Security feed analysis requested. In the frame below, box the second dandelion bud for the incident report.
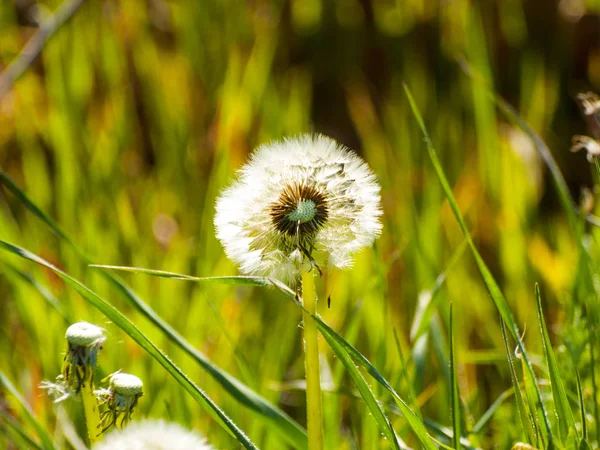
[214,134,383,283]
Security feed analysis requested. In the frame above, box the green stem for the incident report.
[81,382,101,445]
[302,270,323,450]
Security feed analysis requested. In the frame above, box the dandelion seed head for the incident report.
[93,419,214,450]
[215,134,382,283]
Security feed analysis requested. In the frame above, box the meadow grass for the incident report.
[1,1,600,449]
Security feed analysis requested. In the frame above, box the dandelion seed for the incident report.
[39,376,72,403]
[570,135,600,162]
[92,419,215,450]
[96,371,144,432]
[214,134,382,284]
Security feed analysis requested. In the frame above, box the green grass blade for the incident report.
[575,369,587,443]
[449,304,462,449]
[0,411,44,450]
[90,263,436,448]
[2,262,70,322]
[0,241,259,450]
[0,371,56,450]
[588,326,600,443]
[89,265,270,286]
[269,279,439,450]
[500,320,536,443]
[321,330,402,450]
[0,172,78,250]
[535,283,577,442]
[410,240,467,342]
[404,83,555,447]
[472,387,514,434]
[457,61,579,228]
[0,173,307,450]
[392,328,421,419]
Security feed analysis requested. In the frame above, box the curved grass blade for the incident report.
[269,279,439,450]
[449,304,462,449]
[575,369,589,448]
[500,319,536,444]
[89,265,270,286]
[321,330,402,450]
[2,262,70,322]
[456,61,581,229]
[0,412,44,450]
[0,241,258,450]
[472,387,513,434]
[410,240,467,342]
[535,284,577,443]
[392,329,420,419]
[0,172,307,450]
[94,263,438,449]
[404,83,555,447]
[422,419,480,450]
[0,371,56,450]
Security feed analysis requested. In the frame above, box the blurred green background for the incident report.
[2,0,600,448]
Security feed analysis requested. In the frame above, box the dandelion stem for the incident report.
[82,382,101,445]
[302,270,323,450]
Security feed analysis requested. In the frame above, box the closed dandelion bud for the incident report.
[63,322,106,393]
[214,134,383,284]
[40,321,106,402]
[96,372,144,432]
[92,419,214,450]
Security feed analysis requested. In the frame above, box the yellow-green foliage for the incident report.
[1,1,600,449]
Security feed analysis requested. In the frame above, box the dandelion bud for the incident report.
[92,419,214,450]
[97,372,144,432]
[214,134,382,284]
[62,322,106,393]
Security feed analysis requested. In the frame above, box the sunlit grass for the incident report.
[1,1,600,449]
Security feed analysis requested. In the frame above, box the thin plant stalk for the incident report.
[302,269,323,450]
[82,382,101,445]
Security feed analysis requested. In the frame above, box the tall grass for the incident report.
[1,1,600,449]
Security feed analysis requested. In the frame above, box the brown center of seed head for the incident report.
[269,183,329,237]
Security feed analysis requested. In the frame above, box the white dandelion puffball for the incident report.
[215,134,382,283]
[93,419,214,450]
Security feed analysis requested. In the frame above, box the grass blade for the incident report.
[269,279,439,450]
[321,330,402,450]
[410,240,467,342]
[535,283,577,443]
[501,319,537,444]
[0,371,56,450]
[0,172,307,450]
[97,263,438,449]
[0,411,44,450]
[0,241,259,450]
[575,369,588,445]
[403,83,555,446]
[449,304,462,449]
[89,265,270,286]
[392,329,421,419]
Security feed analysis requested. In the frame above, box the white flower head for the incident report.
[92,419,214,450]
[571,135,600,162]
[576,92,600,117]
[215,134,382,283]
